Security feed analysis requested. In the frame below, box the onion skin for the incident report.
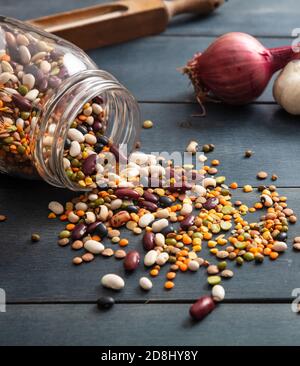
[184,32,300,109]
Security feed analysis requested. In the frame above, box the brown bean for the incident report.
[143,231,155,251]
[115,188,141,200]
[180,215,195,230]
[110,210,131,228]
[189,296,216,321]
[124,250,140,271]
[138,200,158,212]
[143,191,159,203]
[72,223,87,240]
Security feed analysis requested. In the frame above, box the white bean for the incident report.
[25,89,39,101]
[139,277,153,291]
[212,285,225,302]
[186,140,198,154]
[85,211,96,224]
[48,201,64,215]
[156,252,169,266]
[75,202,88,211]
[180,203,193,216]
[22,73,35,89]
[40,60,51,73]
[152,218,169,232]
[63,157,71,169]
[110,199,123,210]
[155,208,170,219]
[139,213,155,228]
[68,128,85,142]
[92,103,103,115]
[19,45,31,64]
[101,274,124,290]
[144,250,158,266]
[69,141,81,157]
[68,211,79,223]
[155,233,165,246]
[84,240,105,254]
[84,133,97,145]
[99,205,109,221]
[203,178,216,189]
[188,260,200,271]
[273,241,288,252]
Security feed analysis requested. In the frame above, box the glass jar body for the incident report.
[0,16,140,190]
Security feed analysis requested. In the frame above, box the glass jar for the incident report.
[0,16,140,190]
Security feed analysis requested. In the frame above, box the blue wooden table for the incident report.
[1,0,300,346]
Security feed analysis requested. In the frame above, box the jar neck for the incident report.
[33,70,140,190]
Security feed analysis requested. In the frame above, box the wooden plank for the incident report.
[0,184,300,302]
[2,0,299,38]
[88,36,290,103]
[0,303,299,345]
[166,0,300,37]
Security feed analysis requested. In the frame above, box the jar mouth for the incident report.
[35,70,140,190]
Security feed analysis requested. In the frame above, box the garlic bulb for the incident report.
[273,60,300,115]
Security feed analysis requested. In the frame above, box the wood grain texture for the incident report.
[0,303,299,345]
[166,0,300,37]
[88,36,290,103]
[1,0,299,37]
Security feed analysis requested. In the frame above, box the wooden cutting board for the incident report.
[27,0,224,50]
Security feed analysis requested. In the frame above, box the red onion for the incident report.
[183,32,300,113]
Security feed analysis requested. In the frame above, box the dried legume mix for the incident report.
[47,142,300,320]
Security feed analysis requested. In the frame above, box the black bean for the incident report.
[64,138,71,150]
[126,205,139,214]
[97,135,109,146]
[97,296,115,310]
[161,225,175,236]
[94,143,104,153]
[159,196,173,207]
[275,232,288,242]
[87,222,108,237]
[77,125,88,135]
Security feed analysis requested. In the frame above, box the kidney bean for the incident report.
[159,196,173,207]
[12,94,32,111]
[143,191,159,203]
[87,221,108,237]
[138,200,158,212]
[115,188,140,200]
[124,250,140,271]
[143,231,155,251]
[110,210,131,228]
[203,197,219,210]
[71,223,87,240]
[92,120,102,132]
[189,296,216,321]
[82,154,97,175]
[48,75,62,89]
[180,215,195,230]
[126,205,139,214]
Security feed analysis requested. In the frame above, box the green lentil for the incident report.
[216,176,226,185]
[18,85,29,96]
[166,238,177,246]
[243,252,254,261]
[234,242,247,250]
[59,230,71,239]
[236,257,244,265]
[207,275,221,286]
[217,261,227,271]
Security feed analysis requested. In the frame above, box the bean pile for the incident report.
[48,147,300,320]
[0,25,73,177]
[63,97,109,189]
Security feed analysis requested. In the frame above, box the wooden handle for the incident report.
[164,0,224,19]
